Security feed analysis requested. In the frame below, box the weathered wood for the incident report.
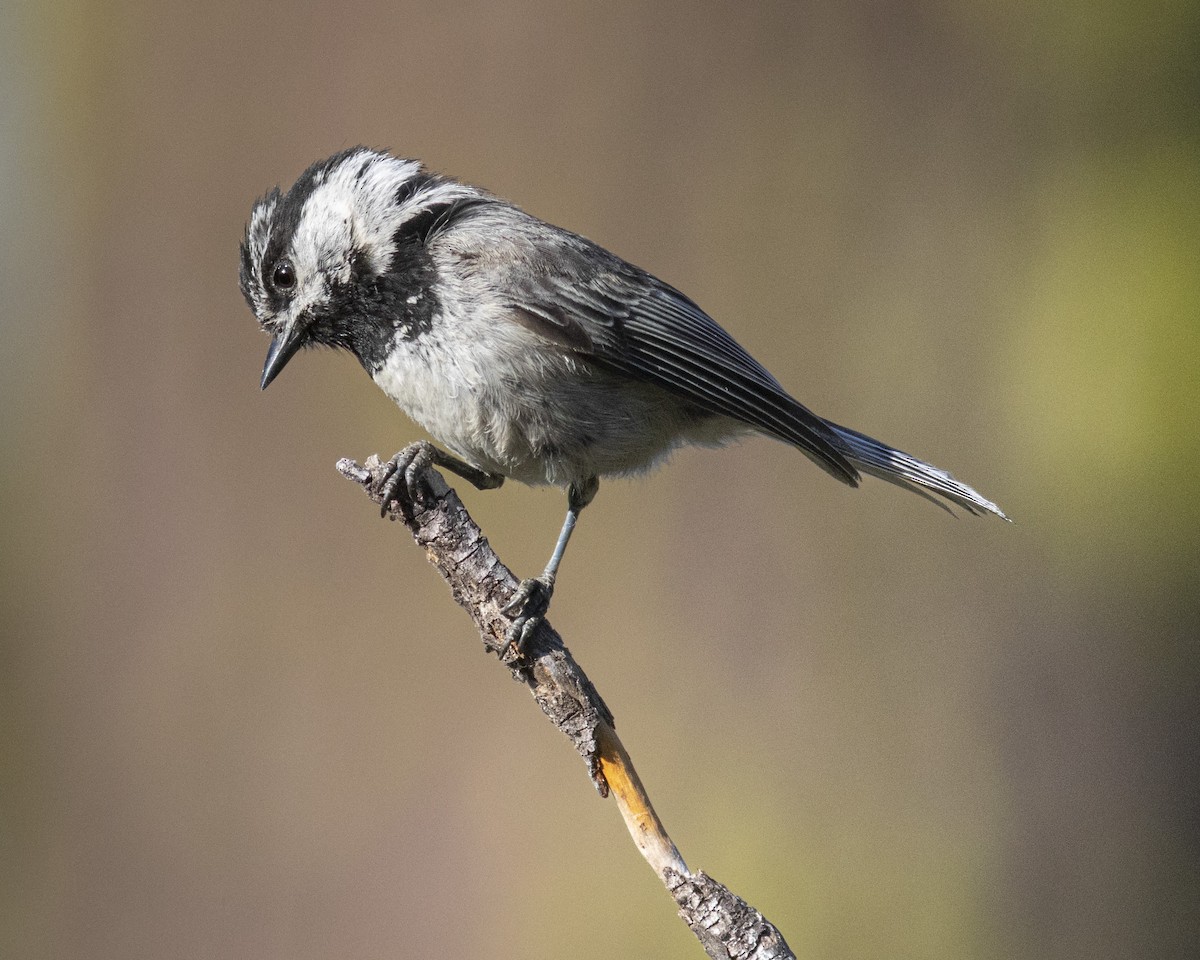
[337,452,795,960]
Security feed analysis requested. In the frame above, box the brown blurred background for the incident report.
[3,2,1198,958]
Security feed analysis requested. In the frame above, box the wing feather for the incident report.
[446,205,1003,518]
[503,247,860,486]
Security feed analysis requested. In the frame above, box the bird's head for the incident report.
[240,147,474,388]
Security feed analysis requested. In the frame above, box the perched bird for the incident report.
[241,148,1006,650]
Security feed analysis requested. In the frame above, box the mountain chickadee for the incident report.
[241,148,1006,650]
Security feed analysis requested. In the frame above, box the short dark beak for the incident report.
[260,328,304,390]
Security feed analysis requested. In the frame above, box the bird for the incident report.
[240,147,1006,652]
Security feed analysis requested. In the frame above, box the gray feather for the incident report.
[824,422,1009,519]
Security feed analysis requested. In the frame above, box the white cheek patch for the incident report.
[315,150,488,274]
[325,152,422,273]
[288,152,419,284]
[291,189,355,287]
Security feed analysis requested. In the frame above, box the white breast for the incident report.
[371,300,743,489]
[371,301,563,484]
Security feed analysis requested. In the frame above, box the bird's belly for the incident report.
[371,337,735,488]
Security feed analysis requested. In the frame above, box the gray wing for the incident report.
[502,233,860,486]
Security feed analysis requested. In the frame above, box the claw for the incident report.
[377,462,402,517]
[376,442,508,519]
[500,576,554,655]
[377,442,435,517]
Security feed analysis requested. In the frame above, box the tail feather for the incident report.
[824,421,1008,521]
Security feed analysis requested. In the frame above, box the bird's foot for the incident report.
[377,443,504,518]
[376,441,439,517]
[499,575,554,656]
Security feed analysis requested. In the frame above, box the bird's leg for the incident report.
[502,476,599,654]
[377,440,504,517]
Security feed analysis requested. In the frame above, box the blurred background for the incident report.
[3,1,1198,958]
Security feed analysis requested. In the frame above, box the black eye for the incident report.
[271,260,296,290]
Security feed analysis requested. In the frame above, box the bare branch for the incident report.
[337,453,796,960]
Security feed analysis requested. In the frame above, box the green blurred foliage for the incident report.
[1014,145,1200,570]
